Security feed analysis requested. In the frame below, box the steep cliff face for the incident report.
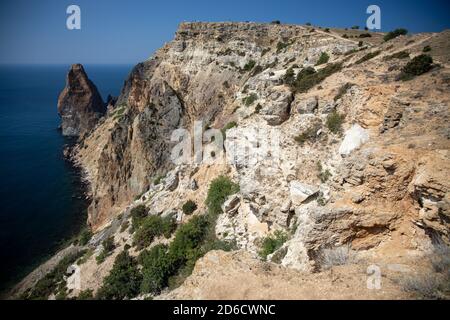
[58,64,106,137]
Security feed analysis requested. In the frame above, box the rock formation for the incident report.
[13,24,450,300]
[57,64,106,137]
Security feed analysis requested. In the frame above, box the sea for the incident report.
[0,64,132,293]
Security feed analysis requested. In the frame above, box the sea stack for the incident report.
[57,64,106,137]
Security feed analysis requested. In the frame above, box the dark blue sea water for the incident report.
[0,64,131,292]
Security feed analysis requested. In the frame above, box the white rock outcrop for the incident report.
[338,124,369,156]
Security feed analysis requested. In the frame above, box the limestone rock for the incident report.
[296,96,318,114]
[259,86,293,125]
[289,181,319,206]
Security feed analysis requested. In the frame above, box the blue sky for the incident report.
[0,0,449,64]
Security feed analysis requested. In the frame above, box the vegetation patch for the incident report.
[398,54,433,81]
[133,215,177,250]
[384,50,410,61]
[315,52,330,66]
[259,230,289,260]
[422,45,431,52]
[205,176,240,216]
[292,63,342,93]
[78,229,92,246]
[355,50,381,64]
[96,236,116,264]
[182,200,197,215]
[242,60,256,72]
[317,161,332,183]
[130,204,148,232]
[383,28,408,42]
[243,93,258,106]
[97,251,142,300]
[326,111,345,134]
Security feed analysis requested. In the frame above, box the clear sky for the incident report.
[1,0,449,65]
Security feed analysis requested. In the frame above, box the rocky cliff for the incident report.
[14,22,450,300]
[58,64,106,137]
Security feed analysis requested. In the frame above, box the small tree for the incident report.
[182,200,197,215]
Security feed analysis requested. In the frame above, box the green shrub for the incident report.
[242,60,256,72]
[423,45,431,52]
[96,236,115,264]
[97,251,142,300]
[384,28,408,42]
[133,215,176,249]
[315,52,330,66]
[355,50,381,64]
[78,229,92,246]
[276,41,290,53]
[243,93,258,106]
[359,33,371,38]
[398,54,433,81]
[293,63,342,93]
[259,230,289,259]
[153,175,164,185]
[334,82,354,101]
[182,200,198,215]
[324,28,330,33]
[351,25,359,30]
[326,111,345,134]
[130,204,148,232]
[77,289,94,300]
[139,244,175,294]
[205,176,239,216]
[283,67,296,85]
[384,50,410,61]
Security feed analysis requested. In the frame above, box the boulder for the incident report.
[296,96,318,114]
[260,86,293,125]
[222,194,241,215]
[289,181,319,205]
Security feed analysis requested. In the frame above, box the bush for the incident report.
[242,60,256,72]
[97,251,142,300]
[182,200,197,215]
[96,236,115,264]
[259,230,289,259]
[139,244,175,294]
[130,204,148,232]
[384,50,410,61]
[319,245,354,270]
[243,93,258,106]
[276,41,290,53]
[359,33,372,38]
[282,67,295,85]
[351,25,359,30]
[398,54,433,81]
[334,82,354,101]
[77,289,94,300]
[133,215,176,249]
[384,28,408,42]
[271,20,281,25]
[355,50,381,64]
[326,111,345,134]
[315,52,330,66]
[423,45,431,52]
[205,176,239,216]
[293,63,342,93]
[324,28,330,33]
[317,161,332,183]
[78,229,92,246]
